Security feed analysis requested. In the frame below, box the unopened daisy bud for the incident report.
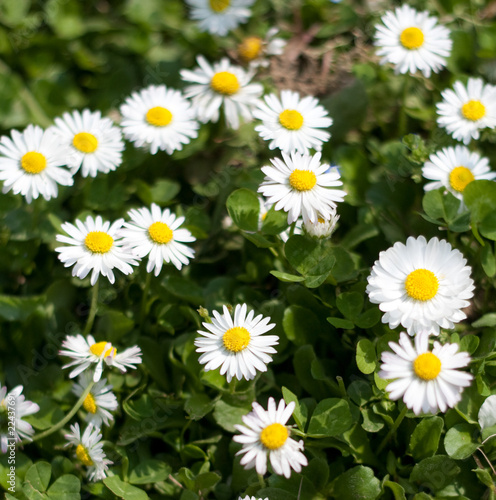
[197,306,211,323]
[303,212,339,239]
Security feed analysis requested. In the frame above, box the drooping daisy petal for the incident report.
[478,395,496,429]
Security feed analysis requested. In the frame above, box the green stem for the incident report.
[83,280,99,336]
[257,473,266,488]
[377,405,408,455]
[139,271,152,329]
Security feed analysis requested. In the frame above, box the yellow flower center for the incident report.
[21,151,47,174]
[413,352,442,381]
[222,326,250,353]
[449,166,475,193]
[209,0,230,12]
[148,221,173,244]
[461,100,486,121]
[238,36,263,61]
[279,109,304,130]
[400,27,424,50]
[76,444,94,466]
[84,231,114,254]
[317,217,326,224]
[73,132,98,153]
[90,341,116,358]
[210,72,240,96]
[404,269,439,301]
[83,393,98,414]
[289,169,317,191]
[146,106,173,127]
[260,423,288,450]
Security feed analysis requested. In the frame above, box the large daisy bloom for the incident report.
[366,236,474,336]
[478,395,496,430]
[59,334,142,382]
[65,423,112,481]
[258,151,346,225]
[186,0,255,36]
[379,332,473,415]
[0,385,40,452]
[194,304,278,383]
[181,56,263,129]
[437,78,496,144]
[55,215,139,286]
[119,85,199,155]
[0,124,73,203]
[254,90,332,154]
[238,28,286,69]
[72,372,118,428]
[374,5,452,78]
[233,397,308,478]
[121,203,196,275]
[50,109,124,177]
[422,145,496,201]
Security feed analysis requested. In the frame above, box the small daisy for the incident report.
[121,203,196,275]
[478,395,496,430]
[186,0,255,36]
[254,90,332,154]
[50,109,124,178]
[437,78,496,144]
[422,145,496,201]
[233,397,308,478]
[238,28,286,68]
[366,236,474,336]
[120,85,199,155]
[0,124,73,203]
[0,385,40,452]
[239,497,268,500]
[379,331,473,415]
[194,304,278,383]
[65,423,112,481]
[55,215,139,286]
[374,5,452,78]
[303,211,339,239]
[181,56,263,129]
[72,372,118,427]
[258,151,346,224]
[59,334,142,382]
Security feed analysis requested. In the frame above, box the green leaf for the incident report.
[96,310,134,339]
[213,399,251,433]
[184,394,216,421]
[356,339,377,375]
[336,292,364,320]
[46,475,81,500]
[340,223,379,250]
[423,189,448,221]
[474,468,495,489]
[355,308,382,329]
[459,334,479,354]
[284,235,335,277]
[444,423,479,459]
[348,380,373,406]
[464,180,496,230]
[383,479,406,500]
[282,387,308,431]
[135,179,181,205]
[481,243,496,277]
[408,417,443,460]
[327,317,354,329]
[261,206,288,235]
[306,398,353,437]
[128,460,172,485]
[103,476,149,500]
[473,313,496,328]
[226,188,260,232]
[480,212,496,241]
[282,305,320,346]
[0,294,45,321]
[24,462,51,493]
[269,271,305,283]
[410,456,460,492]
[333,466,381,500]
[194,472,220,491]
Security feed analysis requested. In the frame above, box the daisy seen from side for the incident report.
[379,331,473,415]
[303,211,339,239]
[366,236,474,336]
[233,397,308,478]
[237,28,286,68]
[194,304,278,383]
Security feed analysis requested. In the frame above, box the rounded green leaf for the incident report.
[444,423,479,459]
[307,398,353,437]
[408,417,443,460]
[356,339,377,375]
[334,466,381,500]
[226,188,260,232]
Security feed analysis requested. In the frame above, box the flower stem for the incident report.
[83,280,99,336]
[257,473,266,488]
[377,405,408,455]
[139,271,152,329]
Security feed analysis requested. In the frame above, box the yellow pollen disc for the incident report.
[146,106,173,127]
[209,0,230,11]
[317,217,325,224]
[90,341,116,358]
[461,100,486,121]
[449,166,475,193]
[148,221,173,244]
[73,132,98,153]
[21,151,47,174]
[222,326,250,353]
[210,72,240,96]
[404,269,439,301]
[83,393,98,414]
[279,109,304,130]
[84,231,114,254]
[413,352,441,381]
[238,36,263,61]
[76,444,94,466]
[289,169,317,192]
[400,27,424,50]
[260,423,288,450]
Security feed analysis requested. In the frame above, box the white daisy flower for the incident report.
[50,109,124,178]
[238,28,286,68]
[0,124,73,203]
[0,385,40,452]
[181,56,263,129]
[119,85,199,155]
[72,372,118,428]
[121,203,196,275]
[379,331,473,415]
[374,5,452,78]
[233,397,308,478]
[366,236,474,336]
[186,0,255,36]
[478,395,496,429]
[59,334,142,382]
[303,211,339,239]
[65,423,112,481]
[258,151,346,225]
[55,215,139,286]
[254,90,332,154]
[437,78,496,144]
[422,145,496,201]
[194,304,278,383]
